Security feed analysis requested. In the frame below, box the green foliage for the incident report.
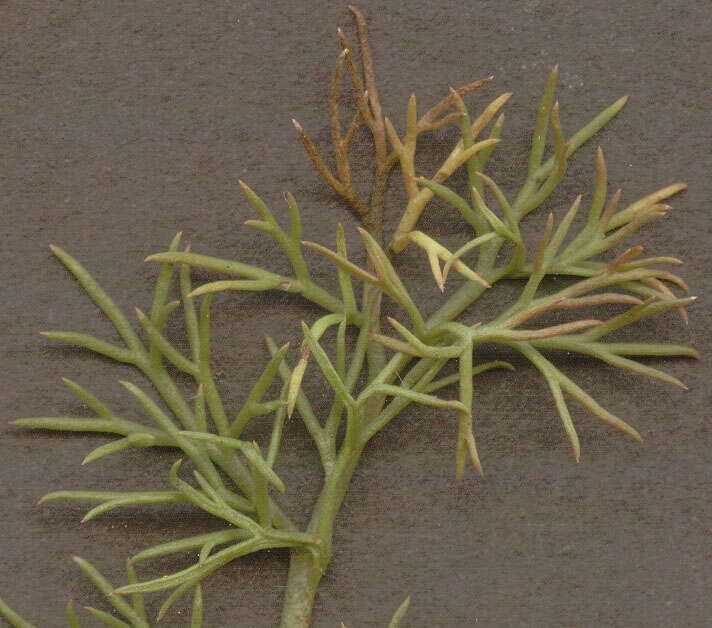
[3,6,696,627]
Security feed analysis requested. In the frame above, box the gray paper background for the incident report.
[1,1,710,626]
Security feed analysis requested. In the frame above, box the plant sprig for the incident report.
[3,6,696,627]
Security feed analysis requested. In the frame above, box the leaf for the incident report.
[442,233,498,284]
[416,177,479,228]
[81,607,132,628]
[147,251,282,282]
[336,223,358,317]
[556,374,642,442]
[423,361,515,394]
[177,432,286,493]
[79,493,186,523]
[527,65,558,177]
[50,245,143,353]
[190,278,286,297]
[114,538,270,595]
[388,317,463,357]
[66,600,81,628]
[156,577,200,622]
[40,331,134,364]
[62,378,113,418]
[545,372,581,462]
[287,347,310,418]
[387,596,411,628]
[191,585,204,628]
[407,230,490,289]
[231,341,290,437]
[360,384,466,411]
[301,322,355,410]
[39,490,184,506]
[124,561,148,624]
[302,240,379,284]
[138,308,200,374]
[358,228,422,325]
[72,557,148,627]
[82,434,155,465]
[12,417,164,440]
[0,595,39,628]
[607,183,686,230]
[130,530,250,565]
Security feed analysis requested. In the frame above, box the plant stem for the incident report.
[279,443,365,627]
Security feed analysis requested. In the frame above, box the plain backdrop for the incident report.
[1,1,710,626]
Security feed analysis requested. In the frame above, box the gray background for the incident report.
[1,1,710,626]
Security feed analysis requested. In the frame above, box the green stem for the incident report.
[279,444,365,628]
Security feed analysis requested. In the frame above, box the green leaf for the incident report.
[178,432,286,493]
[62,378,113,418]
[148,232,182,365]
[384,317,463,358]
[231,342,290,437]
[81,607,131,628]
[557,372,641,442]
[417,177,480,229]
[190,278,286,296]
[196,294,229,436]
[147,251,283,282]
[336,224,358,317]
[81,434,155,465]
[191,585,204,628]
[194,384,207,432]
[544,370,581,462]
[50,245,144,353]
[40,331,134,364]
[39,490,183,506]
[156,577,200,622]
[301,322,355,410]
[124,561,148,624]
[387,596,411,628]
[66,600,81,628]
[114,538,271,595]
[423,361,514,394]
[360,384,465,411]
[135,308,199,375]
[79,493,187,523]
[12,417,167,441]
[358,228,425,333]
[130,530,250,564]
[0,595,39,628]
[302,239,379,284]
[179,255,201,363]
[168,460,262,534]
[120,380,180,434]
[72,556,149,627]
[528,66,558,177]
